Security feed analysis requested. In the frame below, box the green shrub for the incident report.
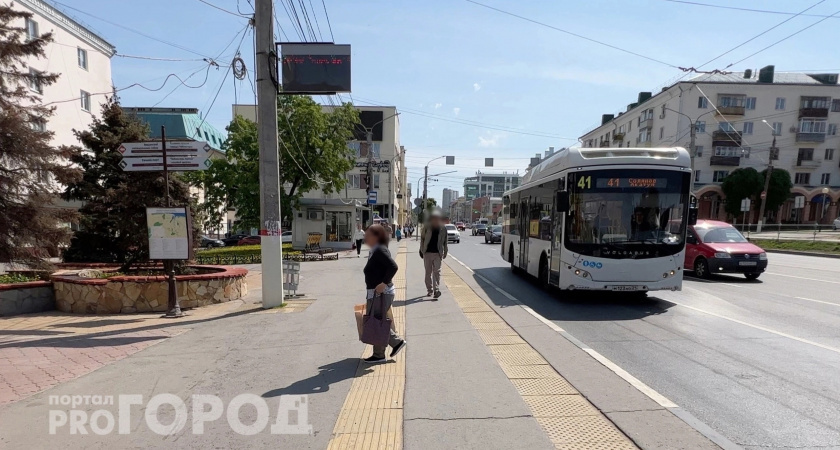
[751,239,840,254]
[0,273,41,284]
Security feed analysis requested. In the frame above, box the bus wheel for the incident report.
[509,246,517,272]
[539,256,549,289]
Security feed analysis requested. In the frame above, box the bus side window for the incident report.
[508,203,518,235]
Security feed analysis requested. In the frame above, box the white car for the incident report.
[282,231,293,243]
[834,216,840,231]
[445,224,460,243]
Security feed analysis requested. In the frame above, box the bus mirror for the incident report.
[688,207,698,226]
[503,196,510,206]
[556,191,570,213]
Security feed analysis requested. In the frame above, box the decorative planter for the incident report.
[0,281,55,317]
[52,266,248,314]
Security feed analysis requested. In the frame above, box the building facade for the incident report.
[463,171,520,200]
[16,0,115,149]
[580,67,840,224]
[441,188,458,211]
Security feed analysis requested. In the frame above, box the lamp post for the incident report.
[821,187,830,227]
[664,107,714,193]
[422,156,455,226]
[757,120,778,232]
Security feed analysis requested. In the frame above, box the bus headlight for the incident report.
[714,252,731,258]
[573,269,590,278]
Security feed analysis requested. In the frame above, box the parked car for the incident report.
[238,235,261,246]
[282,231,293,243]
[472,223,487,236]
[685,220,767,280]
[485,225,502,244]
[455,222,465,231]
[222,234,248,247]
[834,216,840,230]
[445,224,460,243]
[201,236,225,248]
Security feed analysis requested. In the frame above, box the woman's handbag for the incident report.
[361,295,392,347]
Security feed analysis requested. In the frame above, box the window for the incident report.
[829,124,837,136]
[639,128,651,143]
[719,122,736,132]
[713,170,729,182]
[798,148,814,164]
[714,146,739,157]
[347,174,361,189]
[821,173,831,185]
[719,95,744,107]
[776,97,786,110]
[659,126,664,139]
[801,96,830,109]
[772,122,782,136]
[25,18,38,41]
[742,122,753,135]
[694,170,701,183]
[745,97,756,110]
[661,104,667,118]
[695,145,704,157]
[325,211,352,242]
[799,118,827,134]
[77,48,88,70]
[30,120,46,132]
[794,173,811,185]
[373,174,380,189]
[832,99,840,112]
[695,121,706,133]
[80,90,91,111]
[698,96,708,109]
[742,147,751,158]
[825,148,835,160]
[28,68,42,94]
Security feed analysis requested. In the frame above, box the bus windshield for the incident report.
[565,169,689,258]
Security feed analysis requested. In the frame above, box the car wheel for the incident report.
[693,257,710,279]
[745,273,760,280]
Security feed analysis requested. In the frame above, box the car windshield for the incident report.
[477,224,486,228]
[445,225,456,230]
[565,169,689,258]
[491,226,501,233]
[696,226,748,243]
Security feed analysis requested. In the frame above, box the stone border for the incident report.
[0,281,51,291]
[0,282,55,316]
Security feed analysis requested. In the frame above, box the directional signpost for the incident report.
[118,126,213,319]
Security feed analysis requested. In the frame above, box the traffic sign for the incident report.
[119,155,210,172]
[368,191,378,205]
[794,195,805,209]
[119,156,165,171]
[760,191,766,200]
[118,141,212,157]
[740,198,751,212]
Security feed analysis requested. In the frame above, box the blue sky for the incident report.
[53,0,840,203]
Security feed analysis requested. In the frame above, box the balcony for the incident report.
[710,155,741,166]
[796,132,826,143]
[612,132,625,141]
[799,107,828,118]
[795,160,820,169]
[716,105,745,116]
[711,130,742,145]
[638,118,653,129]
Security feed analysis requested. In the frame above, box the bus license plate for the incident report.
[609,285,643,291]
[739,261,757,266]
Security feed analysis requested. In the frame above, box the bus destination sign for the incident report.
[595,177,668,189]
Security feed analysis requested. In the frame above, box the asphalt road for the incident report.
[448,233,840,450]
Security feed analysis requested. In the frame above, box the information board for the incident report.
[146,207,190,260]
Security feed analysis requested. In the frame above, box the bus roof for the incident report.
[509,147,691,195]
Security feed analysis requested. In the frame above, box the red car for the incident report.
[685,220,767,280]
[237,235,261,246]
[455,222,465,231]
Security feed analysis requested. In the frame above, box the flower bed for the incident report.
[194,244,305,264]
[51,265,248,314]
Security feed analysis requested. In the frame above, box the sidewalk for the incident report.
[0,240,720,448]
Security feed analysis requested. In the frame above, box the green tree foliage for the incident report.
[62,101,197,270]
[187,96,360,231]
[720,168,762,217]
[758,168,793,216]
[417,198,438,224]
[0,6,81,265]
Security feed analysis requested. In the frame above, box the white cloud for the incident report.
[478,132,505,148]
[453,107,461,116]
[473,83,481,92]
[434,103,443,109]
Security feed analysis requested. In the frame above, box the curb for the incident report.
[764,249,840,259]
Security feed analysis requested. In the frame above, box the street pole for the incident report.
[256,0,284,309]
[161,126,182,318]
[366,131,374,228]
[688,122,696,193]
[757,122,776,232]
[422,165,428,226]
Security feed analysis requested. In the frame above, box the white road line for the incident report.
[795,297,840,308]
[719,283,741,288]
[766,272,840,284]
[668,300,840,355]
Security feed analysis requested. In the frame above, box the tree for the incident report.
[417,198,438,224]
[720,168,762,217]
[0,6,82,266]
[187,96,360,230]
[758,168,792,218]
[62,100,197,270]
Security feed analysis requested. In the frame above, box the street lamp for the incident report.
[756,120,778,232]
[664,107,714,193]
[821,187,830,227]
[421,156,455,225]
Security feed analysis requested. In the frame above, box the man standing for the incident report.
[419,210,448,299]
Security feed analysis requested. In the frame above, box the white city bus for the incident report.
[500,147,695,294]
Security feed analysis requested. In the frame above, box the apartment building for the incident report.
[464,171,520,200]
[16,0,115,148]
[442,188,458,210]
[580,66,840,224]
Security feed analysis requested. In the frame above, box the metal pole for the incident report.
[366,130,374,228]
[688,120,696,194]
[422,165,429,226]
[256,0,284,308]
[161,126,182,318]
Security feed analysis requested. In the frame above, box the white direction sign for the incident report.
[740,198,751,212]
[119,155,211,172]
[118,140,213,157]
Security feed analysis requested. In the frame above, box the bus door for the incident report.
[518,197,529,270]
[549,189,564,286]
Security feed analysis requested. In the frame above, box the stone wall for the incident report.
[0,282,55,317]
[52,266,248,314]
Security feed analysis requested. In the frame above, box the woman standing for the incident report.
[362,224,406,364]
[354,223,365,258]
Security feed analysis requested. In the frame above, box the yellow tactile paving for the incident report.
[326,243,407,450]
[441,264,639,449]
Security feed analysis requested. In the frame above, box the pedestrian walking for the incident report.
[419,210,448,299]
[395,226,402,242]
[354,223,365,258]
[362,224,406,364]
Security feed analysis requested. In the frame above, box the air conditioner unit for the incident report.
[307,209,324,221]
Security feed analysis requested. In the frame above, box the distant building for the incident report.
[580,66,840,224]
[464,171,520,200]
[442,188,458,210]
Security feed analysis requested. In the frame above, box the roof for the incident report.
[686,71,835,85]
[125,108,227,153]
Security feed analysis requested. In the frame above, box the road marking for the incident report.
[449,255,474,273]
[766,272,840,285]
[668,300,840,355]
[719,283,741,288]
[794,297,840,308]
